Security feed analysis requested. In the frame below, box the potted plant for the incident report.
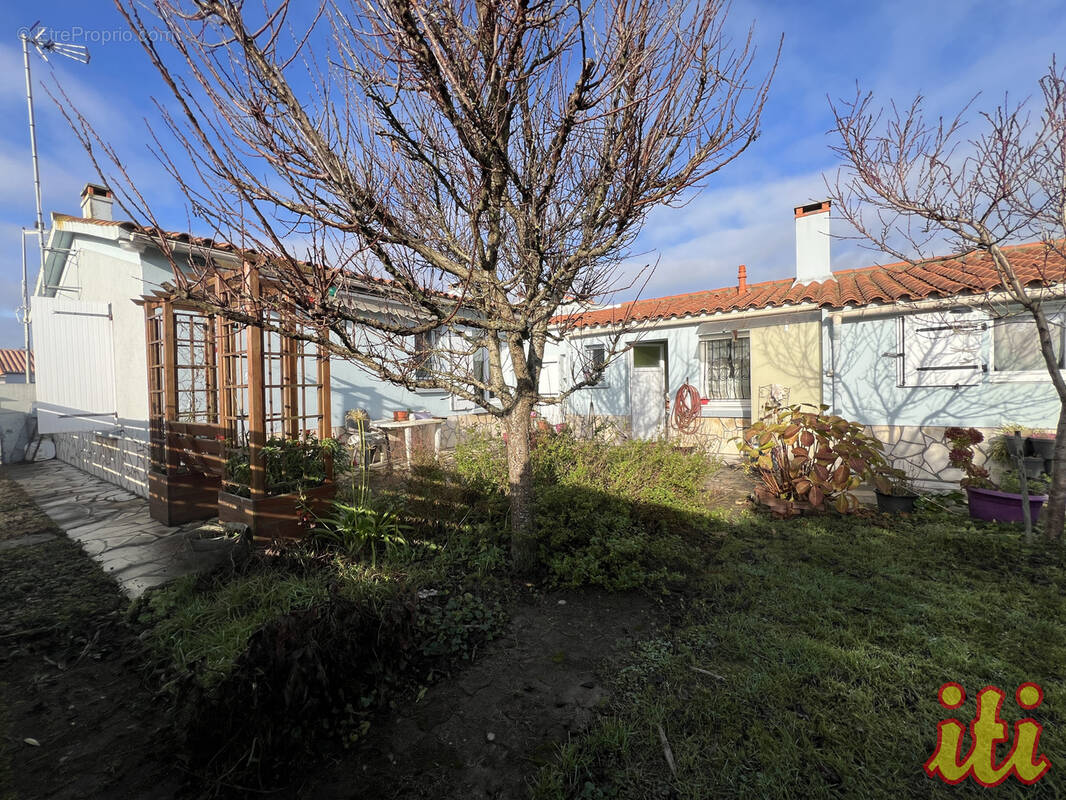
[393,409,410,422]
[1027,430,1056,460]
[738,405,898,518]
[219,434,340,539]
[946,427,1048,523]
[874,470,920,514]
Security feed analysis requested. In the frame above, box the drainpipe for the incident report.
[828,313,841,415]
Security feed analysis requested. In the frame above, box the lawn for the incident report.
[7,433,1064,799]
[533,504,1066,799]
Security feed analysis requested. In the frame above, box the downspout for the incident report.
[828,312,841,415]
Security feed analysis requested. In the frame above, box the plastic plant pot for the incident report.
[1027,434,1056,460]
[875,490,919,514]
[966,486,1047,523]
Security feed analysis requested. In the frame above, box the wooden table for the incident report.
[373,417,446,467]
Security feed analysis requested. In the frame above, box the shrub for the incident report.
[739,406,899,514]
[453,428,718,590]
[454,430,508,493]
[534,484,699,590]
[224,434,343,497]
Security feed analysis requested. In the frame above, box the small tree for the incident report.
[830,61,1066,539]
[69,0,776,570]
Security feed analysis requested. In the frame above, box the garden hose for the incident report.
[671,382,703,435]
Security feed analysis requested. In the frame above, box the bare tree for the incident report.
[73,0,776,570]
[830,60,1066,538]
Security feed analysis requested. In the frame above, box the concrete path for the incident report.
[7,460,232,598]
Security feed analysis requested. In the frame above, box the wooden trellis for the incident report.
[139,265,333,536]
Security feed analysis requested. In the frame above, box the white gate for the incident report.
[31,296,117,433]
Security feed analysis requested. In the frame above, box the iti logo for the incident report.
[924,682,1050,786]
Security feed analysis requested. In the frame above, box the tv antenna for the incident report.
[18,21,90,381]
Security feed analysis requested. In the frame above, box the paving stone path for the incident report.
[7,460,231,597]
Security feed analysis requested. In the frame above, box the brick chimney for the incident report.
[794,200,832,284]
[737,264,747,293]
[80,183,113,221]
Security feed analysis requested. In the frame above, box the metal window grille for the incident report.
[702,337,750,400]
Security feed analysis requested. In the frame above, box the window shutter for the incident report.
[901,311,986,387]
[32,296,117,433]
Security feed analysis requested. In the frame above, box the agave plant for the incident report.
[738,405,899,514]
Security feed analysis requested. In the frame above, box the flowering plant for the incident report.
[944,427,994,489]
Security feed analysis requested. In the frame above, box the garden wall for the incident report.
[0,382,36,464]
[53,429,151,497]
[868,424,995,488]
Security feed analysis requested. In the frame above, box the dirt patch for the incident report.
[309,588,665,799]
[0,472,180,800]
[704,462,754,511]
[0,478,57,543]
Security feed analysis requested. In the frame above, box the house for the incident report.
[0,349,33,383]
[0,349,35,464]
[30,184,497,497]
[548,200,1066,483]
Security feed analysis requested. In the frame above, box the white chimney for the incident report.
[794,200,832,284]
[80,183,114,221]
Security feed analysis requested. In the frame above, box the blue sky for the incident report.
[1,0,1064,348]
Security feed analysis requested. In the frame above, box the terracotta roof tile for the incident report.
[554,241,1066,330]
[0,349,33,375]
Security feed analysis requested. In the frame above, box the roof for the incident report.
[556,241,1066,330]
[45,214,464,304]
[0,349,33,375]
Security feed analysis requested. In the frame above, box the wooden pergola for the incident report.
[140,267,333,538]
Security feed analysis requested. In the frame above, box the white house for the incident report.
[31,184,501,497]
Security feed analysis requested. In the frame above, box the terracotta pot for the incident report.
[393,410,410,422]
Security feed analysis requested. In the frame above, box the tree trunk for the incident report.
[505,396,538,573]
[1042,401,1066,540]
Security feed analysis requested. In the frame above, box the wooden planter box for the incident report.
[148,471,221,526]
[217,482,336,541]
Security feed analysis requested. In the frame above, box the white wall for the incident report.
[0,383,36,464]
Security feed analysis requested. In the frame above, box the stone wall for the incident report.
[867,424,995,488]
[670,416,749,460]
[53,431,151,497]
[561,413,748,460]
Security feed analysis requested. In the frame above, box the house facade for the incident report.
[31,184,497,497]
[550,201,1065,484]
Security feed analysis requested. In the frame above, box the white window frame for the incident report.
[699,333,751,418]
[988,312,1066,383]
[580,343,609,388]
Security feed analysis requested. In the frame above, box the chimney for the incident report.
[794,200,832,284]
[80,183,113,221]
[737,264,747,293]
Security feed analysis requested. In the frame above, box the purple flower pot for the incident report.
[966,486,1047,524]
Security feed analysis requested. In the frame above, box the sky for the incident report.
[1,0,1065,348]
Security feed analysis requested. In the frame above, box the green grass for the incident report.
[533,509,1066,799]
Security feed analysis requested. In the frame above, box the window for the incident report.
[413,329,439,380]
[900,312,985,387]
[583,344,607,386]
[701,336,750,401]
[994,317,1064,372]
